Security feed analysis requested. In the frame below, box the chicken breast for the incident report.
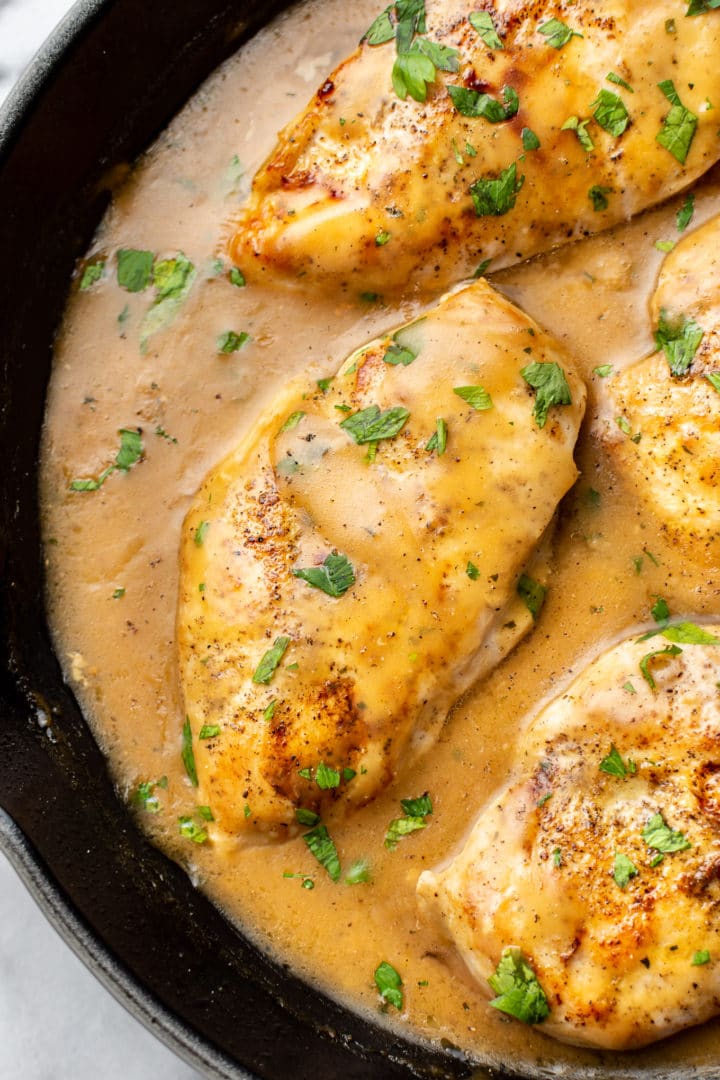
[229,0,720,297]
[177,280,585,839]
[602,215,720,562]
[418,626,720,1050]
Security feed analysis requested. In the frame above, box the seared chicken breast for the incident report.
[418,628,720,1050]
[603,215,720,561]
[230,0,720,296]
[177,281,585,839]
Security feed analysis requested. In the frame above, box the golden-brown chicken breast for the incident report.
[229,0,720,296]
[176,280,585,840]
[418,625,720,1050]
[602,215,720,562]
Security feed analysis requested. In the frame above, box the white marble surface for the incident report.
[0,4,202,1077]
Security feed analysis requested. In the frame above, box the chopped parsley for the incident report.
[112,587,125,599]
[375,229,392,246]
[520,361,572,428]
[676,193,695,232]
[384,342,416,366]
[315,762,342,789]
[196,805,214,822]
[70,427,144,492]
[375,961,403,1010]
[229,267,246,287]
[589,185,612,211]
[469,10,503,49]
[591,89,630,136]
[425,417,447,456]
[279,411,305,432]
[181,718,198,787]
[613,852,638,889]
[117,248,154,292]
[392,47,436,102]
[656,81,698,164]
[639,645,682,690]
[642,812,691,856]
[594,363,614,377]
[80,261,104,290]
[470,162,525,217]
[263,699,277,722]
[607,72,634,93]
[340,404,410,444]
[473,259,492,278]
[453,385,493,411]
[466,561,480,580]
[385,792,432,849]
[252,636,291,684]
[654,310,704,376]
[293,552,356,597]
[600,745,636,778]
[488,947,550,1024]
[706,372,720,394]
[517,574,546,621]
[194,520,210,546]
[521,128,541,151]
[448,84,519,122]
[538,18,582,49]
[303,823,341,882]
[561,116,594,152]
[692,950,711,966]
[143,253,195,347]
[134,775,167,814]
[362,5,395,45]
[295,807,320,827]
[552,848,562,868]
[178,815,208,844]
[686,0,720,13]
[217,330,250,353]
[655,240,675,253]
[345,858,372,885]
[199,724,221,739]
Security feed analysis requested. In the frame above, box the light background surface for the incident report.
[0,1,202,1076]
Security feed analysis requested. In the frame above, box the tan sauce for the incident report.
[40,1,720,1074]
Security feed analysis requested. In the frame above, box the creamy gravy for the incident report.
[40,1,720,1074]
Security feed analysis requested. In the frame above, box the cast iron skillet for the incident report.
[0,1,484,1076]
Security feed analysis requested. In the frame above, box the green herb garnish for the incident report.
[488,947,550,1024]
[425,418,447,455]
[676,193,695,231]
[589,185,612,211]
[217,330,250,353]
[639,645,683,690]
[303,823,341,881]
[80,261,104,290]
[375,961,403,1009]
[642,812,691,855]
[521,128,541,151]
[470,163,525,216]
[117,248,154,292]
[591,89,630,136]
[453,385,493,410]
[654,310,704,376]
[600,744,637,777]
[293,552,356,597]
[252,636,291,684]
[517,574,546,621]
[448,84,519,122]
[70,427,144,492]
[340,404,410,444]
[469,10,503,49]
[656,80,698,164]
[613,852,638,889]
[181,718,198,787]
[520,361,572,428]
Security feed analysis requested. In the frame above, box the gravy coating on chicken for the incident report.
[230,0,720,296]
[602,215,720,563]
[419,628,720,1050]
[177,281,585,839]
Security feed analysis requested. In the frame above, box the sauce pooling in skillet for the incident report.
[41,0,720,1073]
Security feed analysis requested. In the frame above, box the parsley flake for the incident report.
[654,310,704,376]
[469,10,503,49]
[639,645,682,690]
[178,815,207,844]
[375,961,403,1010]
[607,72,634,93]
[520,361,572,428]
[642,812,691,855]
[345,858,372,885]
[488,947,550,1024]
[199,724,220,740]
[589,185,612,211]
[466,561,480,580]
[252,636,291,684]
[517,574,546,621]
[591,89,630,136]
[676,193,695,231]
[181,718,198,787]
[425,417,447,456]
[613,852,639,889]
[521,128,541,151]
[80,261,104,290]
[217,330,250,353]
[385,792,432,849]
[448,84,519,122]
[538,18,582,49]
[692,949,711,966]
[293,552,356,597]
[194,520,209,546]
[303,823,341,882]
[70,427,144,492]
[453,385,493,411]
[340,404,410,444]
[600,745,636,778]
[117,248,154,292]
[656,81,698,164]
[561,116,594,152]
[470,163,525,217]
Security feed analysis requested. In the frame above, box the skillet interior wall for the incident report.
[0,0,474,1076]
